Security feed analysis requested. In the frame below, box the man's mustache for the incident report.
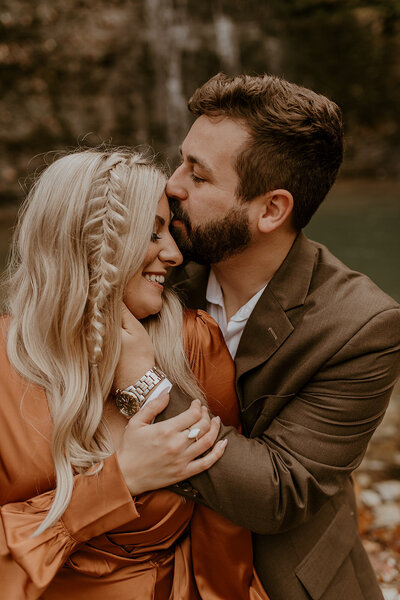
[168,197,192,230]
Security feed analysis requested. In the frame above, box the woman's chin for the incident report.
[124,294,163,320]
[135,303,163,320]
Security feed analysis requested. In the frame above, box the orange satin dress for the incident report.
[0,311,268,599]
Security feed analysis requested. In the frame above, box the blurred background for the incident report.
[0,0,399,298]
[0,0,399,593]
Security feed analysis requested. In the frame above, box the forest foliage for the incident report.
[0,0,399,204]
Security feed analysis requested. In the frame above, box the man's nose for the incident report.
[166,165,187,200]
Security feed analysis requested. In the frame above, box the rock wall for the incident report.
[0,0,399,203]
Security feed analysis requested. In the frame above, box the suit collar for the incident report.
[267,231,317,311]
[234,288,294,379]
[235,232,317,376]
[169,232,318,374]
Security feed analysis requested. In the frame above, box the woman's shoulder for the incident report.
[183,310,239,427]
[183,309,224,357]
[182,308,233,383]
[183,309,221,337]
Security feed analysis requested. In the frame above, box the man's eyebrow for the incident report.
[179,146,214,176]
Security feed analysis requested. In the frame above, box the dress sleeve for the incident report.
[0,453,140,599]
[183,309,241,428]
[183,310,269,600]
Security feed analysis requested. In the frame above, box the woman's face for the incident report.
[124,194,183,319]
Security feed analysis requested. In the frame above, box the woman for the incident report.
[0,149,267,599]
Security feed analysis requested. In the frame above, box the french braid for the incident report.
[85,157,128,367]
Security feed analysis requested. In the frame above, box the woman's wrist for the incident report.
[113,367,169,418]
[113,357,155,392]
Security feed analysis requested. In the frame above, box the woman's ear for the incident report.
[257,189,294,233]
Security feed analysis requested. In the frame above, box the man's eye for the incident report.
[191,173,205,183]
[151,233,161,242]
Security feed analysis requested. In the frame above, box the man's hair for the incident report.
[188,73,343,230]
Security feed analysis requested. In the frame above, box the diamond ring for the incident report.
[187,427,201,441]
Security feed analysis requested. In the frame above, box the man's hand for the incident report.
[116,392,227,495]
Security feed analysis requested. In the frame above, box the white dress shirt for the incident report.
[206,270,268,358]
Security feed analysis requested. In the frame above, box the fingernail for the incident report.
[192,399,201,407]
[214,416,221,424]
[220,438,228,447]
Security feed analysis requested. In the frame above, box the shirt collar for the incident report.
[206,269,224,307]
[206,269,268,323]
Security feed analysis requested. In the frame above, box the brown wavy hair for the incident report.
[188,73,343,230]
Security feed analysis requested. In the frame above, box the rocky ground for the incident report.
[355,382,400,599]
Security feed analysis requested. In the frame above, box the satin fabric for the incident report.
[0,311,268,599]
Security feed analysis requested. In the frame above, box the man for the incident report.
[163,73,400,599]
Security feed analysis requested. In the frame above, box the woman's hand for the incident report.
[114,303,155,390]
[116,392,227,495]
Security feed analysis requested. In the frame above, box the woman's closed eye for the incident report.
[151,232,161,242]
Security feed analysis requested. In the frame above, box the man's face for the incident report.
[166,115,253,264]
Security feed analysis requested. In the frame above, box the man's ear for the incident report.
[257,189,294,233]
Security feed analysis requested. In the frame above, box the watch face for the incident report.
[113,368,166,419]
[115,393,141,418]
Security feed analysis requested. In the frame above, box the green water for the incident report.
[1,179,399,303]
[304,179,400,303]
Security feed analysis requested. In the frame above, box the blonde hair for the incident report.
[4,148,203,535]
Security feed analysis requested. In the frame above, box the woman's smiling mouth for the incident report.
[143,272,165,288]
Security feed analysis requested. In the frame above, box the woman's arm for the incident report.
[113,304,227,495]
[0,387,227,600]
[115,392,227,494]
[0,454,139,599]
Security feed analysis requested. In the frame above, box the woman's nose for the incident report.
[159,235,183,267]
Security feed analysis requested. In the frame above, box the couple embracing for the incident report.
[1,73,399,600]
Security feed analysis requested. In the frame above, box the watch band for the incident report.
[113,366,166,418]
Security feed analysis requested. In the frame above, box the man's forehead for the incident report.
[181,115,249,167]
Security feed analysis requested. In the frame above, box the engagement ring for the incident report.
[187,427,201,440]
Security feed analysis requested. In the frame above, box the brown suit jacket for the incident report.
[164,233,400,600]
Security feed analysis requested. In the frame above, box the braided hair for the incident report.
[5,148,203,535]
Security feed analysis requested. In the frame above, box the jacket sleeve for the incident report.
[166,307,400,534]
[0,453,140,599]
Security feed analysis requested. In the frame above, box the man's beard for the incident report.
[169,198,252,265]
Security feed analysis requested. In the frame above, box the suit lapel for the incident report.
[235,290,294,379]
[235,232,317,378]
[169,232,318,379]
